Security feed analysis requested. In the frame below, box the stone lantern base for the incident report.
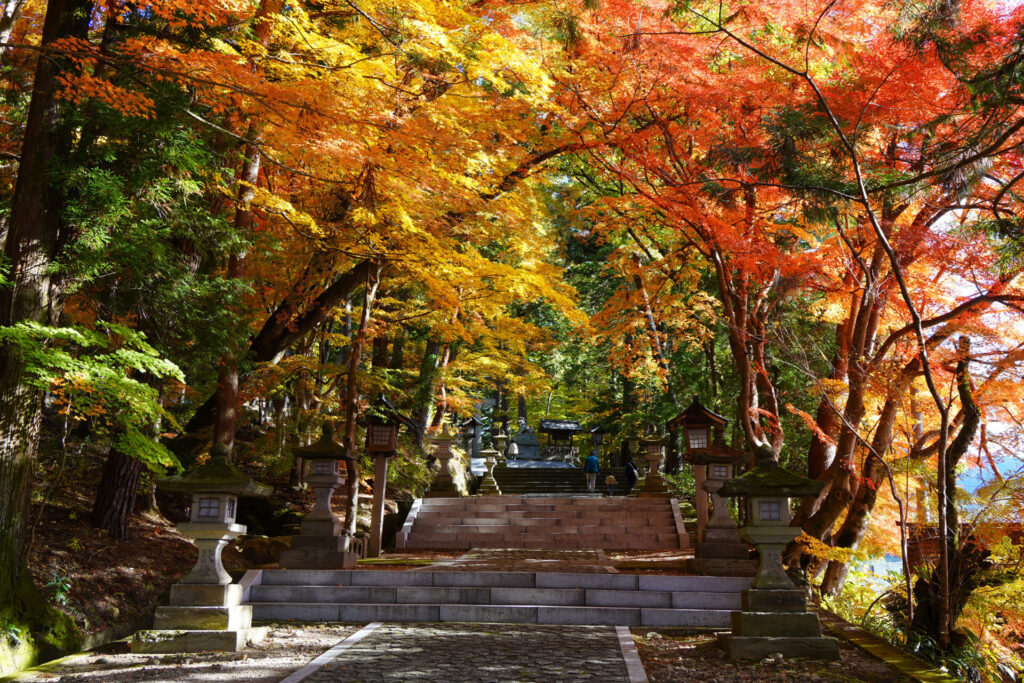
[477,475,501,495]
[717,588,839,661]
[279,516,357,569]
[426,475,459,498]
[477,453,501,495]
[689,525,758,576]
[133,579,268,654]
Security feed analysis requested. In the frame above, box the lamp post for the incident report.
[669,396,732,539]
[492,428,510,463]
[366,393,401,558]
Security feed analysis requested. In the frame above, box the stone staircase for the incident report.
[396,496,687,551]
[493,465,632,495]
[248,569,749,628]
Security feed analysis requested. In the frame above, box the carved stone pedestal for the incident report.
[689,478,756,576]
[279,469,356,569]
[718,587,839,661]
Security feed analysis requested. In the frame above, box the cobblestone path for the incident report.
[304,623,632,682]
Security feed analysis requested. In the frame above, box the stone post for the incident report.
[279,424,356,570]
[493,430,509,463]
[694,464,709,540]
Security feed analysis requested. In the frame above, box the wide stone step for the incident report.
[403,539,682,551]
[250,602,733,628]
[258,570,751,592]
[408,524,677,534]
[417,497,670,507]
[250,584,743,610]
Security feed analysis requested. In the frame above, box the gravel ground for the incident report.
[9,624,360,683]
[633,628,909,682]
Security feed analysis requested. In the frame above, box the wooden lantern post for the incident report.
[366,394,401,558]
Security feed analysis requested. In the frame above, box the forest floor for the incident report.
[633,628,911,682]
[26,489,202,636]
[23,441,385,639]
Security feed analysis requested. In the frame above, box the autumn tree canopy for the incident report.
[1,0,1023,677]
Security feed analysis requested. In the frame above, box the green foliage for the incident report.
[0,321,183,470]
[44,575,71,608]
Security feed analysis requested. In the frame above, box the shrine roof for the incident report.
[539,419,583,433]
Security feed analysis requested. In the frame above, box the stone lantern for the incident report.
[492,428,510,463]
[638,434,669,497]
[477,448,502,495]
[717,454,838,661]
[461,415,482,460]
[365,393,403,558]
[279,421,356,570]
[589,425,604,460]
[427,423,460,497]
[133,444,271,653]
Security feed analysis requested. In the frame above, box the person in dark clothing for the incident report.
[584,452,600,492]
[624,456,639,494]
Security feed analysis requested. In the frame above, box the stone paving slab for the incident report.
[425,548,617,573]
[302,622,634,682]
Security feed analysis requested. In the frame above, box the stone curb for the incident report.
[818,610,958,683]
[616,626,649,683]
[278,621,380,683]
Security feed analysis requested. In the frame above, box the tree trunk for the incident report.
[184,258,372,434]
[412,339,442,444]
[0,0,92,660]
[90,445,144,541]
[390,329,405,369]
[372,335,389,369]
[340,262,383,547]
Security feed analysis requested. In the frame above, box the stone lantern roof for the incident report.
[720,455,823,498]
[294,422,347,461]
[157,444,271,497]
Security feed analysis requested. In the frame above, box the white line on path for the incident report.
[616,625,649,683]
[278,622,383,683]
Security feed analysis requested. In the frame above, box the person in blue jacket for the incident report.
[584,451,600,492]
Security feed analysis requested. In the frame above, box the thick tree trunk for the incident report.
[0,0,92,661]
[90,445,144,541]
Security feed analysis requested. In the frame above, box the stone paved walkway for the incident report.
[302,623,633,683]
[424,548,616,573]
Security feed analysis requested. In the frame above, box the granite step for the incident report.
[249,570,749,628]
